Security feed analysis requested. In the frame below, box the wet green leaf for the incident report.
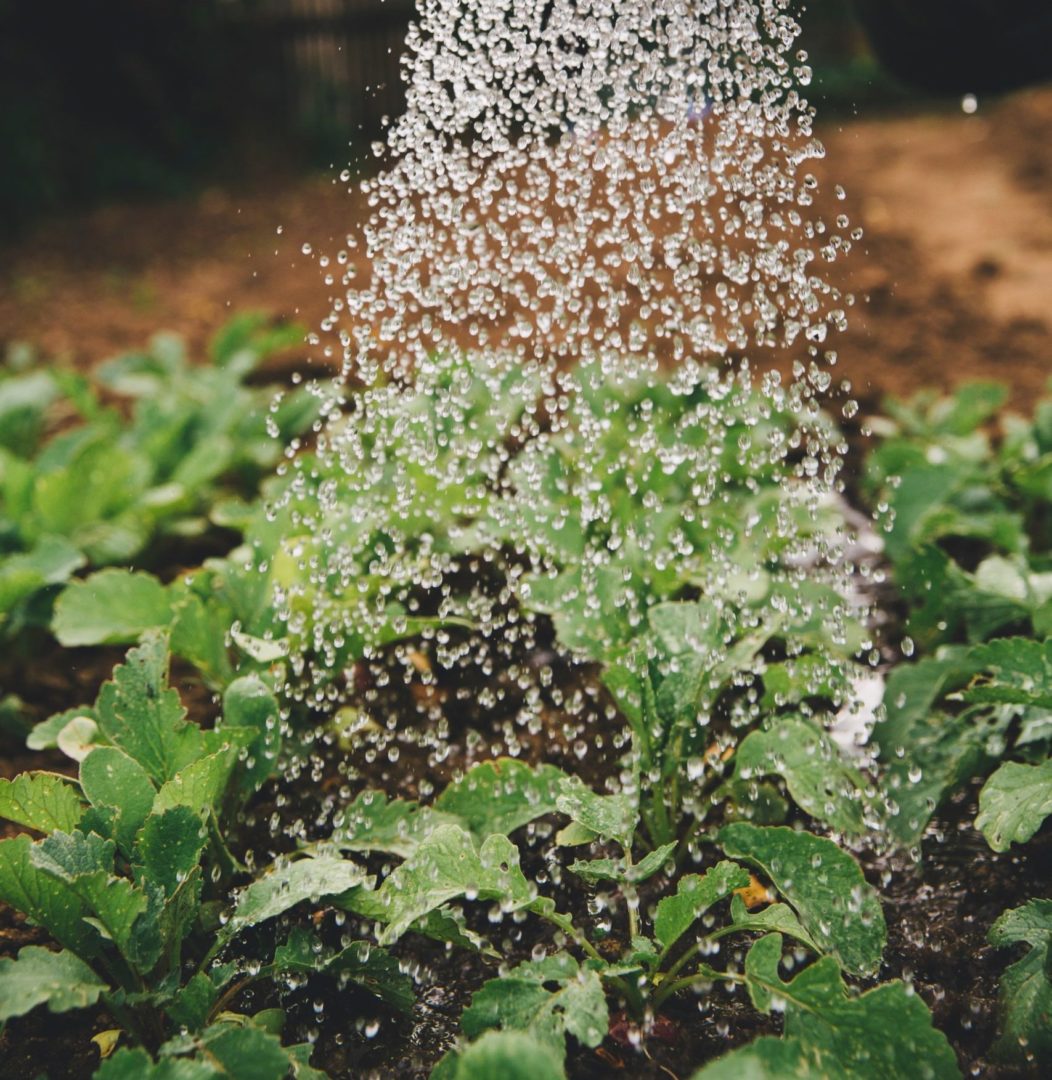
[135,806,207,897]
[80,746,156,854]
[52,569,172,646]
[988,899,1052,1063]
[733,934,959,1079]
[273,926,414,1013]
[728,894,818,953]
[654,860,750,952]
[976,759,1052,852]
[718,824,885,977]
[568,840,676,886]
[224,855,371,943]
[445,1030,565,1080]
[153,749,236,820]
[555,778,635,849]
[0,946,107,1021]
[462,953,607,1054]
[434,759,567,837]
[0,771,85,834]
[330,790,459,859]
[373,825,533,945]
[734,717,867,835]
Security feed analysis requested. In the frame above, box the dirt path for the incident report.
[1,87,1049,407]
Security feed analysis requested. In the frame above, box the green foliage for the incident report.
[988,900,1052,1064]
[690,934,959,1079]
[718,824,886,978]
[653,861,750,952]
[0,316,317,641]
[0,945,107,1021]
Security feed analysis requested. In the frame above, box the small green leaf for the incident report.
[434,759,568,837]
[0,771,85,834]
[448,1030,566,1080]
[372,825,533,945]
[135,807,207,896]
[718,824,886,978]
[556,778,635,849]
[568,841,676,886]
[0,946,107,1021]
[80,747,157,854]
[462,954,608,1054]
[654,860,750,952]
[330,790,459,859]
[153,749,236,819]
[94,636,207,784]
[224,855,371,943]
[52,569,172,647]
[272,926,414,1012]
[0,835,100,957]
[737,934,959,1079]
[988,899,1052,1063]
[734,717,868,835]
[728,893,818,952]
[976,760,1052,852]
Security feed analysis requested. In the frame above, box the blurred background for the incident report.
[1,0,1050,404]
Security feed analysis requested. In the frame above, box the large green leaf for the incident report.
[653,860,750,952]
[988,899,1052,1064]
[330,790,460,859]
[555,778,635,849]
[0,835,100,957]
[80,746,157,854]
[52,569,173,647]
[0,536,85,616]
[94,636,207,784]
[718,824,885,978]
[0,945,107,1021]
[728,894,819,953]
[731,934,959,1079]
[95,1047,219,1079]
[135,806,207,897]
[976,760,1052,852]
[434,759,568,837]
[462,953,607,1055]
[442,1030,565,1080]
[734,717,868,835]
[224,855,371,943]
[272,926,414,1013]
[0,771,85,834]
[153,749,236,819]
[963,637,1052,709]
[371,824,533,945]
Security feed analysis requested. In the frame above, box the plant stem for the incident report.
[653,963,741,1010]
[622,846,640,942]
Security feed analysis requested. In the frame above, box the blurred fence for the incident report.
[230,0,413,142]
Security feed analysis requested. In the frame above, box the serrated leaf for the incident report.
[0,945,107,1021]
[718,824,885,978]
[224,855,371,943]
[654,860,750,952]
[135,806,207,896]
[94,636,207,784]
[0,835,100,957]
[180,1022,296,1079]
[738,934,959,1079]
[0,771,85,834]
[153,749,236,819]
[447,1030,565,1080]
[80,746,157,854]
[373,824,533,945]
[96,1047,219,1079]
[272,926,414,1012]
[555,778,635,848]
[734,717,867,835]
[728,893,819,952]
[988,899,1052,1063]
[434,759,568,837]
[462,953,608,1054]
[413,905,500,957]
[330,790,459,859]
[52,569,173,646]
[30,829,161,971]
[976,759,1052,852]
[568,840,676,886]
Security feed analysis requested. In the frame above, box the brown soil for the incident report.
[2,88,1050,406]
